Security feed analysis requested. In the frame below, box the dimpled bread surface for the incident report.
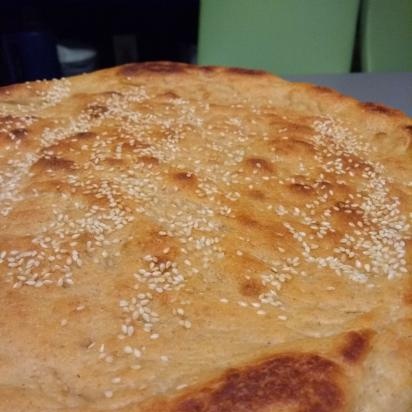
[0,62,411,412]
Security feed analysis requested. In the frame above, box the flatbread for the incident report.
[0,62,411,412]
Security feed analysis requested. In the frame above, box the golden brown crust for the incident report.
[0,62,411,412]
[172,353,346,412]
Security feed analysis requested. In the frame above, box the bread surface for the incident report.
[0,62,411,412]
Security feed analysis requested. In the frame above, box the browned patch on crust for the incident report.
[334,201,364,216]
[239,278,264,297]
[332,201,364,226]
[244,157,273,172]
[10,128,28,139]
[226,67,266,76]
[312,85,334,94]
[73,132,96,140]
[247,189,265,200]
[271,137,316,157]
[268,120,314,136]
[27,180,72,195]
[199,66,218,74]
[288,182,315,196]
[286,123,314,134]
[404,125,412,135]
[235,214,289,245]
[120,62,188,77]
[120,62,268,78]
[362,102,399,116]
[121,223,178,264]
[315,180,334,191]
[32,156,75,172]
[80,338,95,349]
[99,90,123,98]
[237,214,259,228]
[403,291,412,305]
[161,91,180,99]
[340,154,369,174]
[0,114,37,126]
[175,398,203,412]
[374,132,388,141]
[0,234,38,251]
[173,171,197,183]
[104,158,125,167]
[0,114,15,123]
[340,330,374,364]
[173,353,345,412]
[137,155,159,165]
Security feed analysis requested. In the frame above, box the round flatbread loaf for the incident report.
[0,62,411,412]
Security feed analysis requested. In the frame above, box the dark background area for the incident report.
[0,0,200,85]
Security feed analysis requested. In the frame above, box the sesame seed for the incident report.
[104,390,113,398]
[123,345,133,354]
[183,320,192,329]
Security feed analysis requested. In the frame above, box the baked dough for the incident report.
[0,62,411,412]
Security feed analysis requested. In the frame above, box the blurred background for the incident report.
[0,0,198,85]
[0,0,411,85]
